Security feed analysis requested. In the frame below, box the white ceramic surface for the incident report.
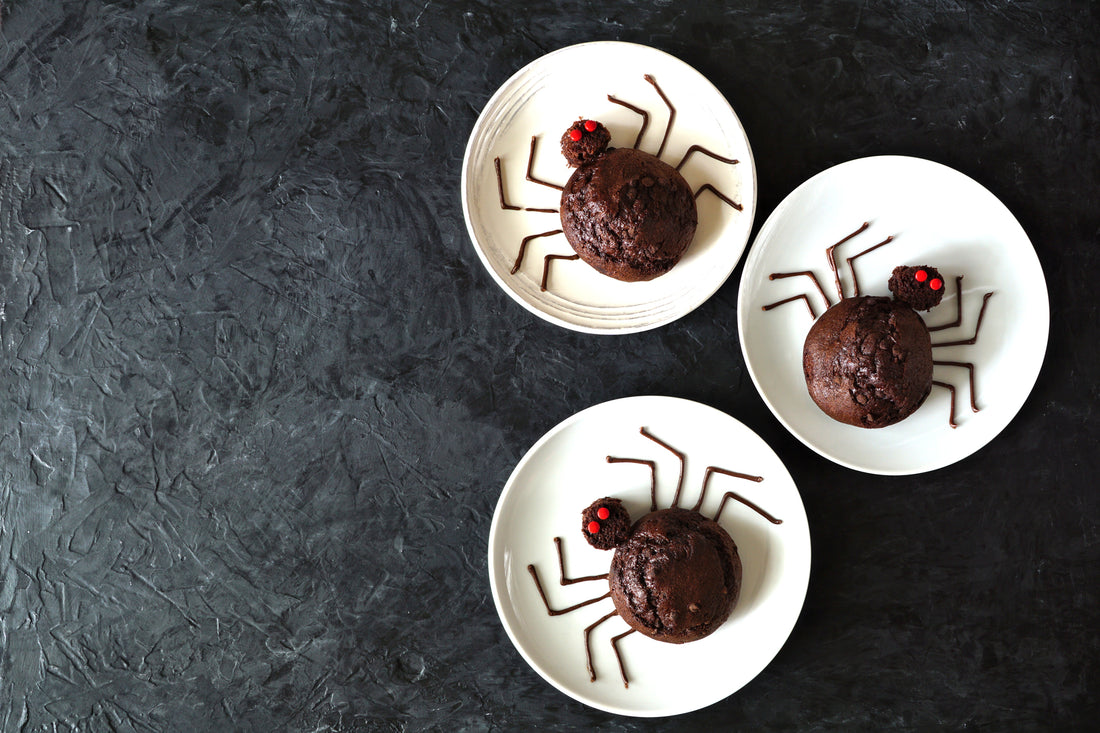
[462,42,756,333]
[488,396,810,716]
[738,156,1049,475]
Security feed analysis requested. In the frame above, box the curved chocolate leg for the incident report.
[610,629,636,688]
[761,293,817,319]
[931,292,994,346]
[607,457,658,511]
[844,234,895,297]
[552,537,609,585]
[512,229,562,275]
[693,466,763,512]
[607,94,649,150]
[694,183,743,211]
[675,145,743,210]
[714,490,783,525]
[824,222,870,300]
[927,276,965,332]
[495,156,558,213]
[527,563,610,616]
[540,253,580,292]
[644,74,675,159]
[676,145,738,171]
[495,157,520,211]
[768,270,832,309]
[584,611,620,682]
[933,361,979,413]
[525,136,564,191]
[638,427,686,507]
[931,381,959,429]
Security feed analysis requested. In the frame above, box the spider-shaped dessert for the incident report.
[494,74,741,291]
[526,427,782,687]
[761,222,995,428]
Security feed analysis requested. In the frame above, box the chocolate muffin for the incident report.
[560,147,697,282]
[608,507,741,644]
[802,296,933,428]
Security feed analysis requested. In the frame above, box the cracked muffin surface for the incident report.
[608,508,741,644]
[802,295,933,428]
[560,147,697,282]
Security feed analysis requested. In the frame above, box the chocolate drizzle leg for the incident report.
[932,292,994,346]
[540,253,579,292]
[761,293,818,319]
[524,136,563,191]
[638,427,686,507]
[693,183,743,211]
[929,287,993,425]
[584,611,620,683]
[932,381,959,428]
[610,629,636,688]
[606,457,657,511]
[675,145,739,171]
[527,563,610,615]
[933,361,979,413]
[844,234,896,297]
[768,270,832,309]
[511,229,562,275]
[643,74,675,159]
[494,156,558,213]
[553,537,609,584]
[714,488,783,525]
[824,221,871,299]
[695,466,765,513]
[676,146,742,210]
[607,94,649,150]
[494,157,520,211]
[927,276,966,331]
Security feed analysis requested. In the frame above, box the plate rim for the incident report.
[461,40,758,335]
[487,395,811,716]
[736,154,1051,475]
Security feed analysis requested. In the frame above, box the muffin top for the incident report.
[609,508,741,644]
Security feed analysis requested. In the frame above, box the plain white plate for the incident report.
[738,156,1049,475]
[488,396,810,717]
[462,42,757,334]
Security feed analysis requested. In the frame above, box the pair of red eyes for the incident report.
[569,120,599,141]
[587,505,611,534]
[914,270,943,290]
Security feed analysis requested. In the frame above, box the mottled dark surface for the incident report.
[0,1,1096,730]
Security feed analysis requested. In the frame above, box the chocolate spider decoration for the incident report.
[526,427,782,688]
[761,222,995,428]
[494,74,741,291]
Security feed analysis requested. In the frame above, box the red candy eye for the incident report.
[929,277,943,290]
[587,521,601,534]
[597,507,610,520]
[915,269,928,282]
[584,120,597,132]
[569,128,582,141]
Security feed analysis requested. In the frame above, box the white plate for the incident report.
[488,396,810,716]
[462,42,756,334]
[738,156,1049,475]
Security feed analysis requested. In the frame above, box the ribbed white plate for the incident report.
[738,156,1049,474]
[462,42,756,333]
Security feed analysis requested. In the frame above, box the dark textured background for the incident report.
[1,1,1097,730]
